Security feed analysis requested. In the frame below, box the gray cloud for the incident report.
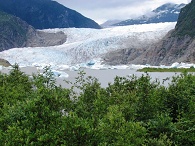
[56,0,151,10]
[55,0,190,24]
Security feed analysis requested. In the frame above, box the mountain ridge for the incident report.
[0,0,101,29]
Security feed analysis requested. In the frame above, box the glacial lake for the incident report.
[56,68,180,88]
[0,67,182,88]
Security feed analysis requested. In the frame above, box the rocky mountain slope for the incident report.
[104,1,195,66]
[0,0,101,29]
[131,32,195,65]
[113,3,185,26]
[0,10,67,51]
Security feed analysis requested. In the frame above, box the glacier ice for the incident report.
[0,22,176,69]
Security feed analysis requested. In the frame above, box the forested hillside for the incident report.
[0,0,101,29]
[0,66,194,145]
[173,0,195,37]
[0,11,33,51]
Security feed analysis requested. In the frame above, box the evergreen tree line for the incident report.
[0,65,194,145]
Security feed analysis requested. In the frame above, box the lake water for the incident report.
[56,69,180,88]
[0,67,180,88]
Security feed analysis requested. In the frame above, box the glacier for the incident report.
[0,22,176,71]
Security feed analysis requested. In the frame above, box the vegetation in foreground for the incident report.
[0,65,194,145]
[137,67,195,72]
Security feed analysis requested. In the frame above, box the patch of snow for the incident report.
[171,62,180,68]
[170,62,195,68]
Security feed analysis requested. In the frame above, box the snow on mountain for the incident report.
[0,22,176,70]
[113,3,185,26]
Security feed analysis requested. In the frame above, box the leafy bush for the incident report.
[0,65,194,145]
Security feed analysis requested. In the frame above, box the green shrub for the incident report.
[0,65,194,145]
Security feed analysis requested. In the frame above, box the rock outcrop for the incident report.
[26,31,67,48]
[0,58,11,67]
[103,48,147,65]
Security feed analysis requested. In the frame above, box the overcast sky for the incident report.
[54,0,191,24]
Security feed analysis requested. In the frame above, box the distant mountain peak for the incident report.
[112,3,186,27]
[153,3,185,13]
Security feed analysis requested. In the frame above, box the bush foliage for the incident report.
[0,65,194,145]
